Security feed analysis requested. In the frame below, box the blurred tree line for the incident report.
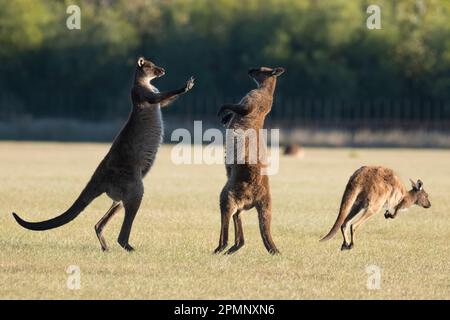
[0,0,449,121]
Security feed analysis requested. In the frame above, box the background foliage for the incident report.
[0,0,449,121]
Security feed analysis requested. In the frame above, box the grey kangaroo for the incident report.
[214,66,285,255]
[12,57,195,251]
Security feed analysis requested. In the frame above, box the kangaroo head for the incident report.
[135,57,165,81]
[248,67,285,87]
[409,179,431,209]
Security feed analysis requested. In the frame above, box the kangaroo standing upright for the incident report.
[320,166,431,250]
[214,67,285,255]
[12,57,195,251]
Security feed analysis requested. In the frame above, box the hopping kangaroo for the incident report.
[320,166,431,250]
[214,66,285,255]
[12,57,195,251]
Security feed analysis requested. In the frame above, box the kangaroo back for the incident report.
[12,178,103,231]
[320,183,360,242]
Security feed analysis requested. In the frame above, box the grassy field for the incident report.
[0,142,449,299]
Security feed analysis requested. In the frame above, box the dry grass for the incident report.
[0,142,449,299]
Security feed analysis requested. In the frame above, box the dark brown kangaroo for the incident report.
[214,66,285,255]
[12,57,195,251]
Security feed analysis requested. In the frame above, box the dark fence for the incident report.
[1,94,450,131]
[164,95,450,131]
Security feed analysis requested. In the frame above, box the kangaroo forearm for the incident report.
[218,104,250,117]
[392,207,401,218]
[160,95,180,108]
[386,206,401,219]
[146,87,185,104]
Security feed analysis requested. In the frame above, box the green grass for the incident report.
[0,142,449,299]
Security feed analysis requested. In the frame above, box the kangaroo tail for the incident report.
[12,179,103,231]
[320,185,360,242]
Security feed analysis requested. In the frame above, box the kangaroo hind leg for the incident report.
[214,192,238,254]
[341,201,364,251]
[350,201,383,248]
[117,183,143,252]
[225,210,244,255]
[256,200,280,255]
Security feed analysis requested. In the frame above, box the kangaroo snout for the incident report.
[155,67,165,77]
[272,67,285,76]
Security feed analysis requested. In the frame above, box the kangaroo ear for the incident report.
[272,67,285,76]
[416,179,423,190]
[410,178,417,190]
[137,57,145,68]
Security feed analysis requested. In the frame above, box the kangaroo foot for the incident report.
[224,243,244,255]
[118,241,135,252]
[123,244,134,252]
[95,230,109,252]
[268,248,281,255]
[213,244,227,254]
[341,242,353,251]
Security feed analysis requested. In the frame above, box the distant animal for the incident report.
[12,57,195,252]
[283,143,304,158]
[320,166,431,250]
[215,66,285,255]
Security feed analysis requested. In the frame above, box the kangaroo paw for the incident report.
[384,212,395,219]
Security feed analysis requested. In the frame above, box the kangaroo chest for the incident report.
[136,106,163,176]
[384,187,405,211]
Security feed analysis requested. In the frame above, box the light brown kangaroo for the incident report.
[12,57,195,252]
[320,166,431,250]
[214,66,285,255]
